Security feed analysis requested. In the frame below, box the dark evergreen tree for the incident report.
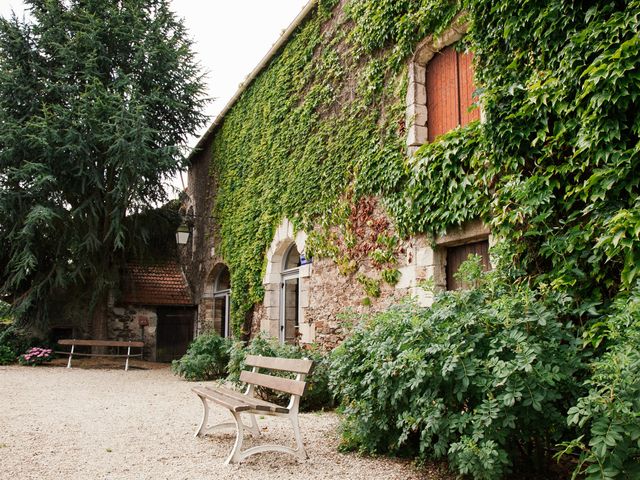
[0,0,207,337]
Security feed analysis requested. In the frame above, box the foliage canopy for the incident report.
[0,0,207,329]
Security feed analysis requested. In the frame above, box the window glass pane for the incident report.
[284,244,301,270]
[215,266,230,291]
[214,296,228,337]
[282,277,299,344]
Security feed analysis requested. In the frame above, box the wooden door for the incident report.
[156,307,195,362]
[446,240,490,290]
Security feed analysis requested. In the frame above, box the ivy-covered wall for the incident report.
[187,0,639,344]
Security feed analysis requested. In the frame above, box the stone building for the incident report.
[48,260,196,361]
[110,261,196,361]
[182,1,492,349]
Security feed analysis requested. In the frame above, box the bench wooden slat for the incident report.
[245,355,313,374]
[240,370,306,397]
[54,351,143,358]
[58,339,144,347]
[192,387,252,413]
[214,386,289,414]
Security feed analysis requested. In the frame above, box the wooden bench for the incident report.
[57,339,144,371]
[192,354,314,464]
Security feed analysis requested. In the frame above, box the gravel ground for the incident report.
[0,360,449,480]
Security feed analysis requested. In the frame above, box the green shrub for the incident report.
[330,262,582,480]
[227,333,334,412]
[0,324,31,363]
[0,345,15,365]
[171,332,232,381]
[557,285,640,479]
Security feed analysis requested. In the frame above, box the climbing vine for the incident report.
[209,0,639,325]
[209,0,414,330]
[204,1,640,476]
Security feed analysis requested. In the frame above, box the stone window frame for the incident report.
[262,219,313,344]
[397,219,492,306]
[406,14,471,155]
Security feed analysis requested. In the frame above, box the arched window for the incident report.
[213,266,231,337]
[280,243,300,344]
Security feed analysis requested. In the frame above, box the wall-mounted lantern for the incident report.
[175,222,190,245]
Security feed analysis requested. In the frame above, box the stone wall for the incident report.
[250,218,443,350]
[108,305,157,361]
[303,257,405,349]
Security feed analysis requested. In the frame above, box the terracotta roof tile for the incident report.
[121,261,193,306]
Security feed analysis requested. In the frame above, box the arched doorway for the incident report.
[280,243,301,344]
[213,265,231,338]
[262,218,313,344]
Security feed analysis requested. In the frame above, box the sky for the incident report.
[0,0,310,191]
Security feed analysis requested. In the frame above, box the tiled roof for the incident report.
[121,262,193,306]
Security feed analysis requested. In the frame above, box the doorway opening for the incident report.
[280,243,300,344]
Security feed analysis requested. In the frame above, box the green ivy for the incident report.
[209,1,408,331]
[205,2,640,475]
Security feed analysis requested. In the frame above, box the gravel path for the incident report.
[0,361,448,480]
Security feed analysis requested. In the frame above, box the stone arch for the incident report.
[262,219,313,344]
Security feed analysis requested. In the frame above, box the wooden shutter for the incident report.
[426,46,459,142]
[426,46,479,142]
[457,51,480,126]
[446,240,490,291]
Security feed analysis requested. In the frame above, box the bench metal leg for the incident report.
[195,395,210,437]
[195,399,260,439]
[226,412,306,463]
[290,412,307,460]
[67,345,75,369]
[125,346,131,371]
[226,411,245,464]
[247,413,260,437]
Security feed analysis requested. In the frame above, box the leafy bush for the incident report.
[171,332,232,381]
[18,347,54,366]
[0,324,31,363]
[0,345,15,365]
[330,263,582,479]
[558,286,640,479]
[0,300,11,322]
[227,333,334,412]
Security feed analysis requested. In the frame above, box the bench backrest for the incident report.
[58,339,144,348]
[240,355,314,398]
